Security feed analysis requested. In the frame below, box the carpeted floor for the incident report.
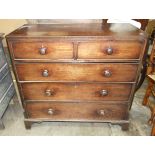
[0,79,152,136]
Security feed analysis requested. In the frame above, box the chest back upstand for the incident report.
[6,23,147,129]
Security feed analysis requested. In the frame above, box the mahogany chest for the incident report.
[6,23,147,129]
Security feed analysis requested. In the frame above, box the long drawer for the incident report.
[12,42,73,59]
[78,41,143,60]
[25,102,128,121]
[16,63,138,82]
[21,83,132,101]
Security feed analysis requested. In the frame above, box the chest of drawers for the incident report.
[6,23,147,129]
[0,33,15,129]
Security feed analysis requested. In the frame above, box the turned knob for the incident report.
[39,47,47,55]
[103,70,112,77]
[45,89,54,96]
[100,90,108,96]
[106,47,113,55]
[42,70,49,77]
[47,108,54,115]
[97,109,105,116]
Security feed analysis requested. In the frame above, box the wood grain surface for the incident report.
[15,63,138,82]
[25,102,128,121]
[21,83,132,101]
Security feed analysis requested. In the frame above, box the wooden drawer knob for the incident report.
[106,47,113,55]
[47,108,54,115]
[100,90,108,96]
[45,89,54,96]
[103,70,112,77]
[42,70,49,77]
[97,109,105,116]
[39,47,47,55]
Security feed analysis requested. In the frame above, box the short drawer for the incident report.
[78,41,143,60]
[0,71,13,99]
[16,63,138,82]
[12,42,73,59]
[21,83,132,101]
[25,102,128,121]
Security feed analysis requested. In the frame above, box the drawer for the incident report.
[12,42,73,59]
[21,83,132,101]
[25,102,128,121]
[0,71,13,99]
[16,63,138,82]
[78,41,143,60]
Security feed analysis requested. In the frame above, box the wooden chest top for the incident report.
[6,23,147,39]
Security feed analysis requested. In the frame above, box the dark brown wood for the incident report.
[15,63,138,82]
[21,83,132,101]
[11,40,143,60]
[24,120,32,129]
[6,23,146,38]
[25,102,128,121]
[6,23,147,130]
[78,41,143,60]
[121,123,129,131]
[12,42,73,59]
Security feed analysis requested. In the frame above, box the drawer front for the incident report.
[0,71,13,99]
[0,43,7,69]
[25,102,128,121]
[12,42,73,59]
[16,63,138,82]
[21,83,132,101]
[78,41,143,60]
